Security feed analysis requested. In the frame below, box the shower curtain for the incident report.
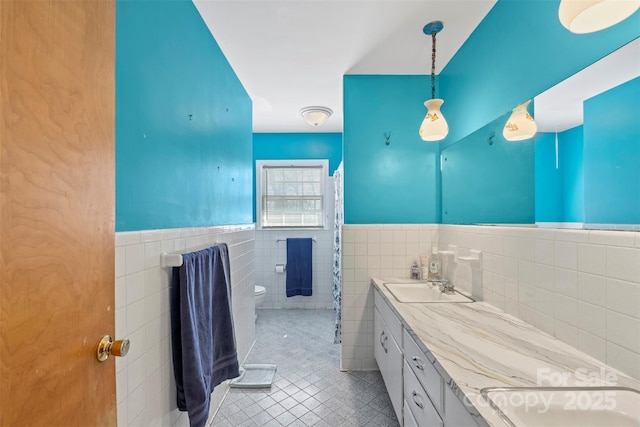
[332,162,343,344]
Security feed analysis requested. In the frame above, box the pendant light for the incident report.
[503,100,537,141]
[559,0,640,34]
[419,21,449,142]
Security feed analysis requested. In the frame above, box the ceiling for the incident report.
[194,1,639,135]
[194,0,496,133]
[534,37,640,132]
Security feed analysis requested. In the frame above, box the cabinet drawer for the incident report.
[404,360,443,427]
[403,329,443,415]
[403,399,419,427]
[374,287,403,346]
[374,307,404,425]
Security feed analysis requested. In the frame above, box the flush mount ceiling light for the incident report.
[300,106,333,126]
[503,100,538,141]
[559,0,640,33]
[419,21,449,142]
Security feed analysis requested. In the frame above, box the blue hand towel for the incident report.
[286,238,313,297]
[170,245,240,427]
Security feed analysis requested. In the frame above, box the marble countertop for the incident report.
[371,278,640,427]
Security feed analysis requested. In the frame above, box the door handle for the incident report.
[96,335,130,362]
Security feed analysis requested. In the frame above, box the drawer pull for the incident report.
[412,356,425,370]
[412,391,424,409]
[380,331,388,353]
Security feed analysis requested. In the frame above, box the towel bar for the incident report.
[160,243,222,268]
[275,237,317,242]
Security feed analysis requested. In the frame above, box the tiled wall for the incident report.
[341,224,640,381]
[340,224,439,370]
[439,224,640,380]
[115,225,255,427]
[254,229,334,309]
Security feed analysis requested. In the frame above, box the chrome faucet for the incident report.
[434,279,454,294]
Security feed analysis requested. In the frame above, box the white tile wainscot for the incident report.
[115,224,255,427]
[438,225,640,380]
[372,278,640,427]
[254,229,334,309]
[341,224,439,370]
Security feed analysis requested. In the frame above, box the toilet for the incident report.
[254,285,266,307]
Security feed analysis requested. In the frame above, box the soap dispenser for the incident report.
[411,260,420,280]
[427,247,442,281]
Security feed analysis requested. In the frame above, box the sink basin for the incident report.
[383,282,474,303]
[481,387,640,427]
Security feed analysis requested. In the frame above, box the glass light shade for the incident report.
[419,99,449,142]
[559,0,640,33]
[503,100,537,141]
[300,107,332,126]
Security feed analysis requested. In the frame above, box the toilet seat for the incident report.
[255,285,266,296]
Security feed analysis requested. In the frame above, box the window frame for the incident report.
[256,159,329,230]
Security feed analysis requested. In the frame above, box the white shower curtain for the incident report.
[332,162,343,344]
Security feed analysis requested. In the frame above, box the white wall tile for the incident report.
[554,268,577,298]
[554,320,578,347]
[606,342,640,380]
[577,243,606,275]
[578,331,606,362]
[577,301,606,338]
[606,311,640,353]
[589,230,636,247]
[554,241,577,270]
[535,239,555,266]
[555,294,578,326]
[125,244,145,275]
[577,273,606,307]
[116,225,255,427]
[606,278,640,318]
[606,246,640,283]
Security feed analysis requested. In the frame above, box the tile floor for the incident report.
[211,309,400,427]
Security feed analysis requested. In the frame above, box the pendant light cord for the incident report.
[431,31,436,100]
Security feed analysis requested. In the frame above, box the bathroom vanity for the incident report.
[371,278,640,427]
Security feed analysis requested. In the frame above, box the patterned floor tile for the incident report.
[211,309,399,427]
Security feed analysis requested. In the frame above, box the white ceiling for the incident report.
[534,37,640,132]
[194,1,639,135]
[194,0,496,133]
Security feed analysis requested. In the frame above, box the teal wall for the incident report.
[536,127,585,223]
[534,133,562,221]
[253,133,343,174]
[343,75,440,224]
[560,126,585,223]
[584,77,640,224]
[252,132,343,221]
[342,2,638,225]
[116,0,253,231]
[441,113,535,224]
[439,0,640,149]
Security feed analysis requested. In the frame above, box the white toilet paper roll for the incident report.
[275,264,285,273]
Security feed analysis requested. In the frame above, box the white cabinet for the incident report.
[444,386,478,427]
[404,328,477,427]
[404,360,443,427]
[403,329,443,416]
[374,289,404,425]
[403,399,419,427]
[374,284,482,427]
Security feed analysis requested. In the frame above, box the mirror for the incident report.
[441,39,640,229]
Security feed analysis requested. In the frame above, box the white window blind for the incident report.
[261,165,324,228]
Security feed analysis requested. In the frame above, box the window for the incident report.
[257,160,327,229]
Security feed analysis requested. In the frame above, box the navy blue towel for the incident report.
[286,238,313,297]
[170,244,240,427]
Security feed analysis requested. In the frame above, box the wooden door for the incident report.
[1,1,116,425]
